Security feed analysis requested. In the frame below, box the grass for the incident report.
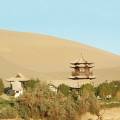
[0,98,10,109]
[102,102,120,108]
[0,96,18,119]
[100,99,120,108]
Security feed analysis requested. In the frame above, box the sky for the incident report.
[0,0,120,54]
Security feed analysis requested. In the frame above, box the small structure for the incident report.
[69,58,95,80]
[6,73,29,97]
[12,81,23,98]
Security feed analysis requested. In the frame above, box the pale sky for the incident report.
[0,0,120,54]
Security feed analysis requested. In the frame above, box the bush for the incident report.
[96,81,120,99]
[23,79,39,91]
[0,98,10,109]
[15,81,101,120]
[58,84,70,96]
[109,81,120,98]
[97,82,112,99]
[0,106,18,119]
[0,79,4,95]
[79,84,94,97]
[16,82,77,120]
[77,91,101,119]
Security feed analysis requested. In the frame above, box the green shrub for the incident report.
[0,106,18,119]
[77,91,101,119]
[16,82,78,120]
[79,84,94,97]
[16,81,102,120]
[71,89,79,101]
[97,82,112,99]
[0,79,4,95]
[88,96,100,116]
[23,79,39,91]
[96,81,120,99]
[0,98,10,109]
[109,81,120,100]
[58,84,70,96]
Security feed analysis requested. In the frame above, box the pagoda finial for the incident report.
[80,52,87,63]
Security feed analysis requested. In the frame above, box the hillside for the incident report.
[0,30,120,83]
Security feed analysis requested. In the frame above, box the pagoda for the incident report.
[69,58,95,80]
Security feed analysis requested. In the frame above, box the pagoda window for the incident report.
[80,68,85,72]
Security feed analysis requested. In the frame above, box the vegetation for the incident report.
[58,84,70,96]
[15,82,101,120]
[96,81,120,100]
[23,79,39,91]
[1,80,120,119]
[96,82,112,99]
[78,84,101,118]
[0,106,18,119]
[0,98,10,109]
[79,84,94,96]
[0,79,4,95]
[16,82,76,120]
[0,98,18,119]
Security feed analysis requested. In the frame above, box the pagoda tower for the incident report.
[69,58,95,80]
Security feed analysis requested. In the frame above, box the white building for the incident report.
[12,81,23,98]
[6,73,29,98]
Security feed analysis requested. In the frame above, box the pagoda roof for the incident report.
[70,66,93,68]
[70,58,94,65]
[70,64,94,68]
[69,75,96,79]
[6,73,29,82]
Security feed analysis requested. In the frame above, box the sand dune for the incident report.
[0,30,120,82]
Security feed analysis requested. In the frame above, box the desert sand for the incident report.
[0,30,120,85]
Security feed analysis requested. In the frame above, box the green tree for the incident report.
[109,81,120,97]
[97,82,112,99]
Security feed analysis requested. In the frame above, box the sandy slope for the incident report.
[0,30,120,82]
